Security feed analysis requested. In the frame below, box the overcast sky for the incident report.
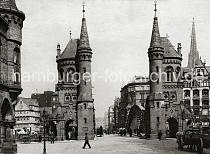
[16,0,210,117]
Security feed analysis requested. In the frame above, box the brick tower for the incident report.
[147,4,166,139]
[77,7,94,140]
[0,0,25,153]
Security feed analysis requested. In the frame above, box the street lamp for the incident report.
[43,109,47,154]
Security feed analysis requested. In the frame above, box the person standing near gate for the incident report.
[83,133,91,149]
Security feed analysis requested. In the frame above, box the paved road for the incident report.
[17,135,210,154]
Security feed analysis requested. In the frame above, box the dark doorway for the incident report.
[65,120,77,140]
[49,121,57,137]
[167,118,178,138]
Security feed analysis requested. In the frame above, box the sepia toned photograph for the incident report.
[0,0,210,153]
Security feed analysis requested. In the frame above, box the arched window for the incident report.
[59,69,64,81]
[14,47,20,64]
[67,68,75,83]
[165,66,174,82]
[83,67,86,73]
[156,102,160,108]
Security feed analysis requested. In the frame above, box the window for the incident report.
[193,89,199,97]
[65,94,71,102]
[193,100,199,106]
[67,68,74,83]
[184,90,190,97]
[166,66,174,82]
[156,66,159,73]
[202,100,209,106]
[157,102,160,108]
[202,89,209,97]
[14,47,20,64]
[84,103,87,109]
[193,109,199,115]
[83,67,86,73]
[59,69,64,81]
[197,69,201,76]
[157,117,160,123]
[84,118,87,124]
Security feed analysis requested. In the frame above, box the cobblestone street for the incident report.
[17,135,210,154]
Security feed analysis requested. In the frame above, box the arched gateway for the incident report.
[167,117,178,138]
[127,105,145,135]
[65,119,77,140]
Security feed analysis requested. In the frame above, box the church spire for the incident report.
[187,18,200,69]
[149,0,161,48]
[78,3,91,51]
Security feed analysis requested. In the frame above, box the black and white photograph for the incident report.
[0,0,210,153]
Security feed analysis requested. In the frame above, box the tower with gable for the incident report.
[146,3,184,138]
[51,6,95,140]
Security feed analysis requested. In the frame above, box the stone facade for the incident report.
[119,77,150,133]
[146,10,184,139]
[0,0,25,153]
[50,10,95,140]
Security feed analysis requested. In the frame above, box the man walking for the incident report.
[83,133,91,149]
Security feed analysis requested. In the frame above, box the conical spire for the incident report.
[187,18,201,69]
[0,0,18,10]
[149,1,161,48]
[78,4,91,51]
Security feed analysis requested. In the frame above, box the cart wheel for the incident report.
[198,138,203,154]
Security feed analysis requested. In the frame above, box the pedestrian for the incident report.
[129,129,132,137]
[83,133,91,149]
[50,131,54,144]
[158,130,162,141]
[38,135,42,142]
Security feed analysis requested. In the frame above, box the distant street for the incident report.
[17,135,210,154]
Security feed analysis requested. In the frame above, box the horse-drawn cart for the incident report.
[177,127,210,154]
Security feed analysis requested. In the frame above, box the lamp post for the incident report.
[43,109,47,154]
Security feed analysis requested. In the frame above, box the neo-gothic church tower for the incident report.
[52,7,94,140]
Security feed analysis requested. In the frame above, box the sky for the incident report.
[16,0,210,117]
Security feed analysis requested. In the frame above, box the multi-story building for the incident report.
[31,91,54,115]
[119,76,150,135]
[182,20,210,126]
[49,7,95,140]
[14,98,40,134]
[0,0,25,153]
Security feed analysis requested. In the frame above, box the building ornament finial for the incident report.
[69,27,72,40]
[82,2,85,18]
[154,0,157,17]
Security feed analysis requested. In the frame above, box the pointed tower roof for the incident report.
[78,4,91,51]
[150,16,162,48]
[0,0,18,10]
[149,2,162,49]
[187,19,201,69]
